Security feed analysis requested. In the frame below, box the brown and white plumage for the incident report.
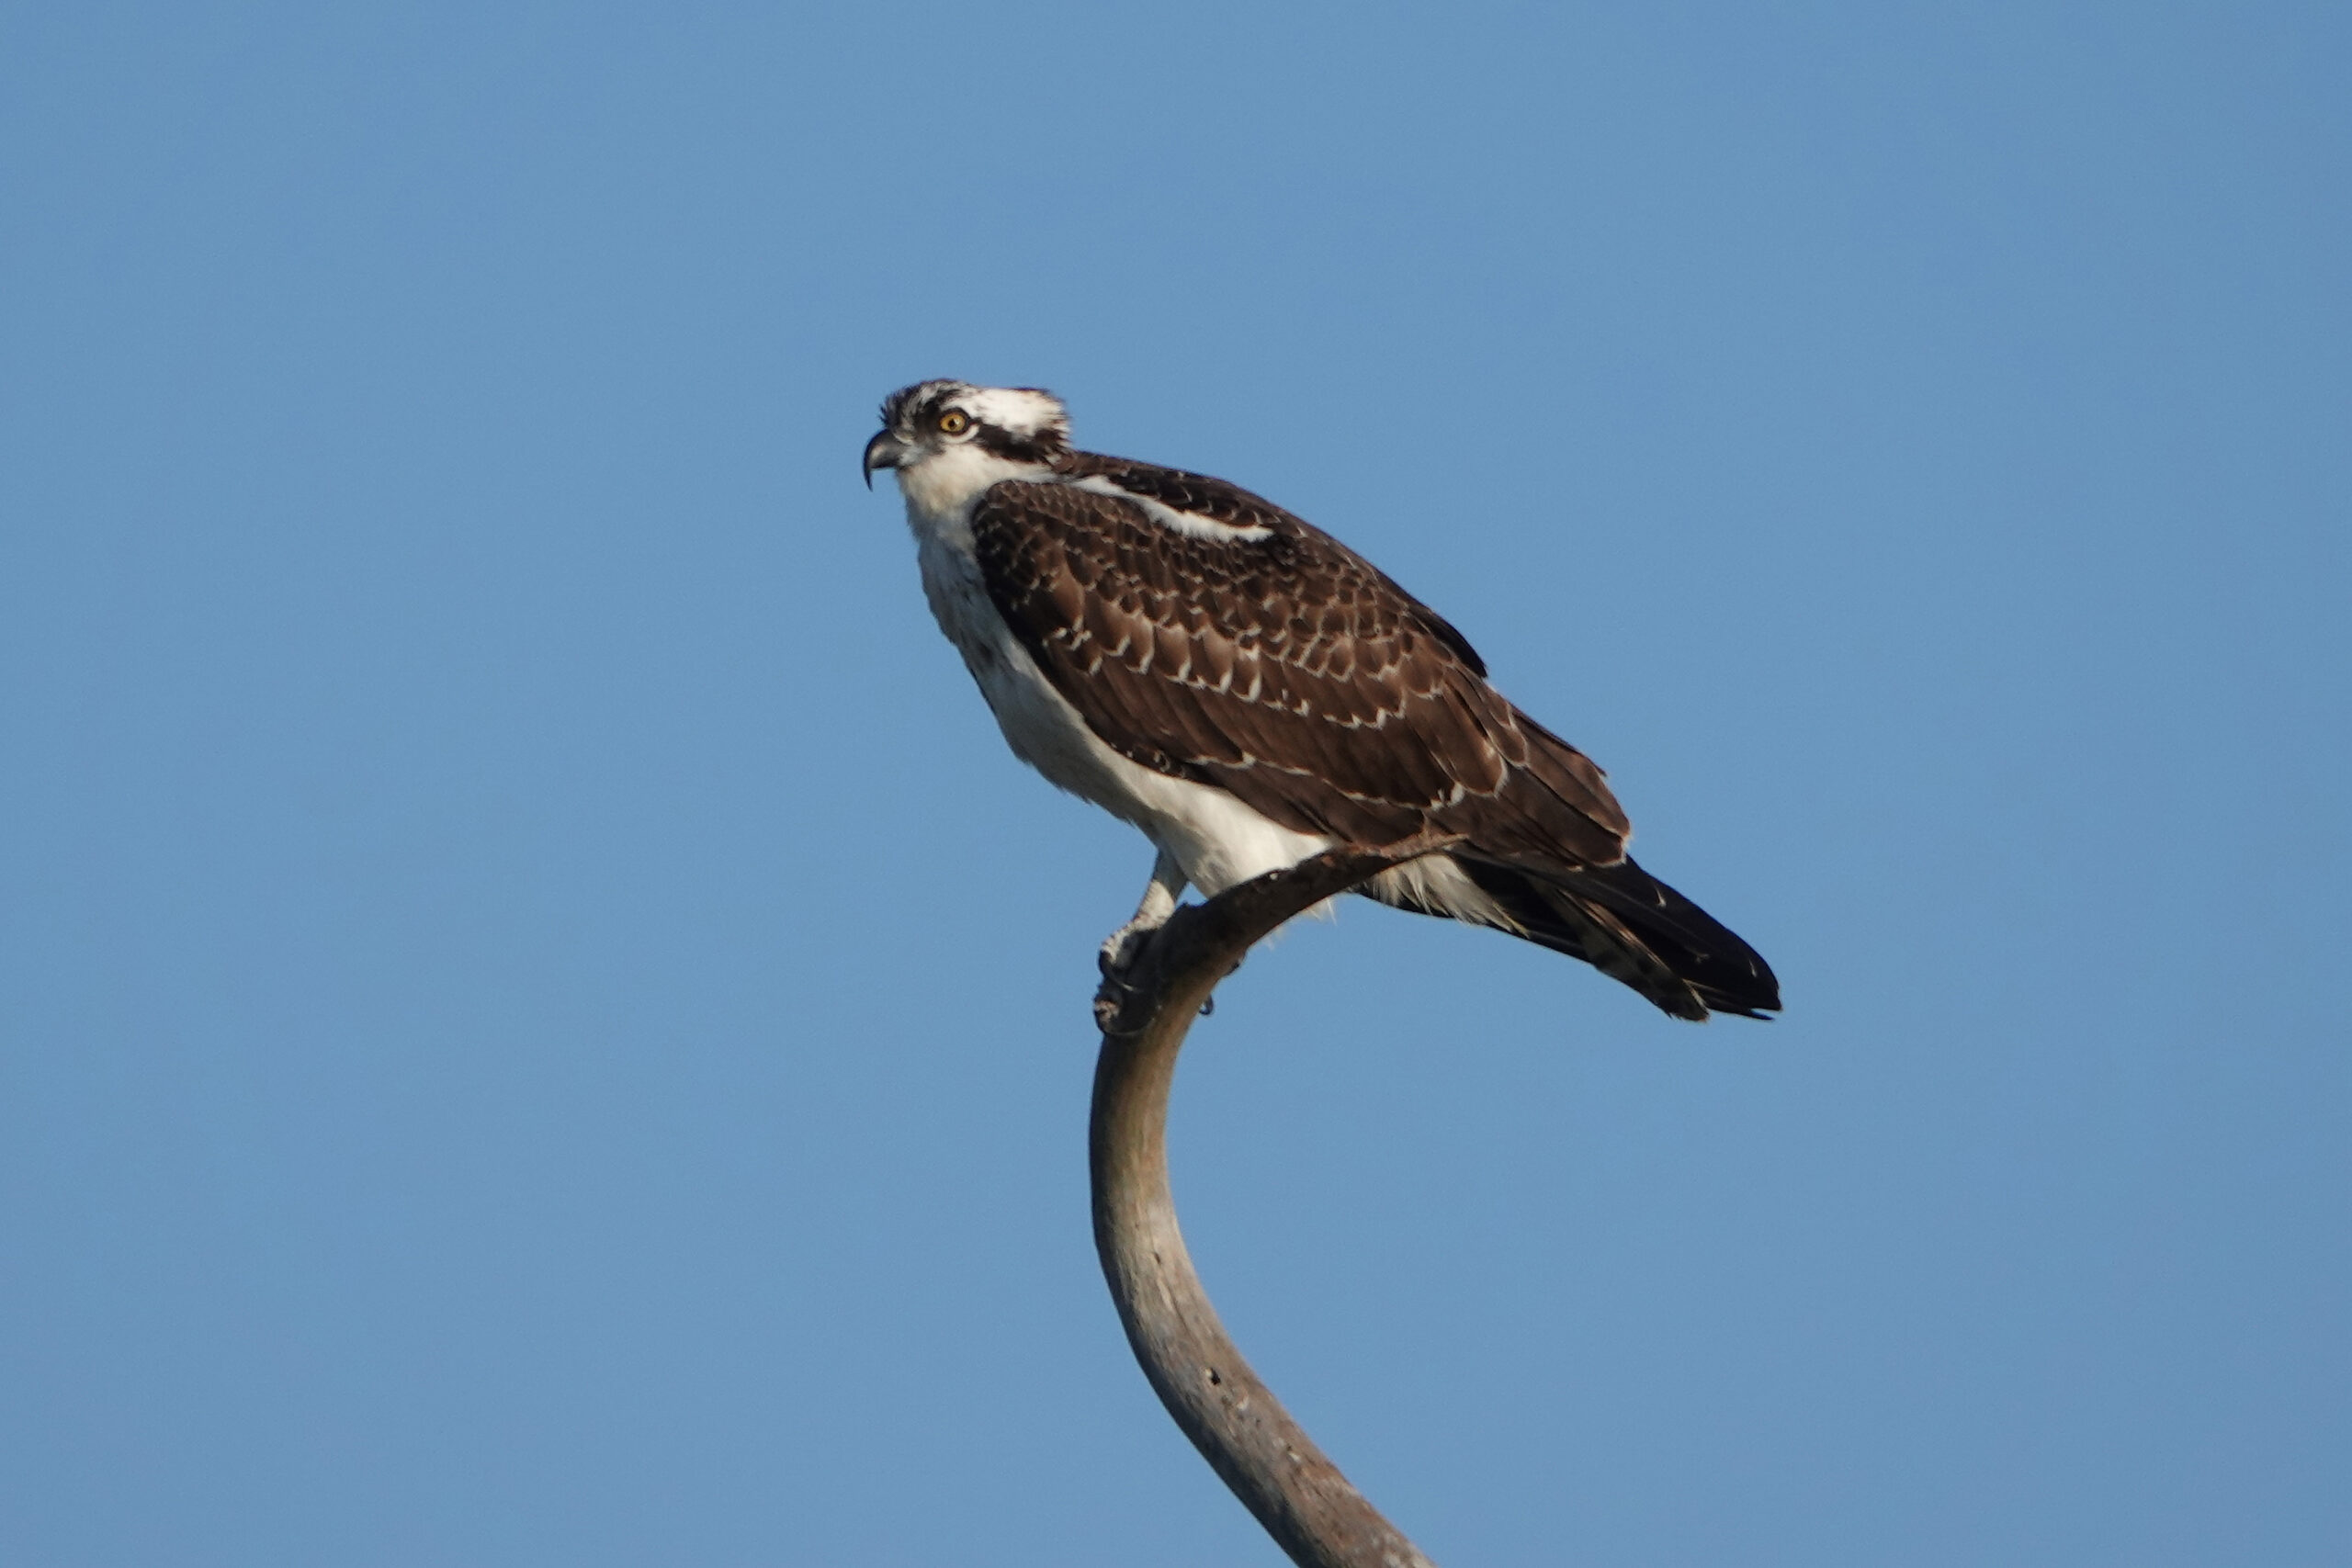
[865,380,1779,1021]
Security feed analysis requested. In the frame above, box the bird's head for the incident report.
[863,380,1072,509]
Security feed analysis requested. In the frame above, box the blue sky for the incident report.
[3,4,2346,1564]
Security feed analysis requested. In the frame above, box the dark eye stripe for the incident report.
[972,424,1066,464]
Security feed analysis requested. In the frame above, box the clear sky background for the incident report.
[3,4,2346,1564]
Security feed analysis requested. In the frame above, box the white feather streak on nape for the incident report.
[1066,475,1275,543]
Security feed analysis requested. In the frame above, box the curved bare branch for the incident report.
[1090,833,1461,1568]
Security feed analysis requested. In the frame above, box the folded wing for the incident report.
[968,472,1629,866]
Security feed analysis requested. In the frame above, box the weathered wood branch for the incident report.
[1091,833,1462,1568]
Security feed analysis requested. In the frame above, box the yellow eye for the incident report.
[937,410,970,435]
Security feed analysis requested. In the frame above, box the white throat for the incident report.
[895,445,1057,547]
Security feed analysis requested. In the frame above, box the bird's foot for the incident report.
[1093,923,1158,1032]
[1091,920,1222,1031]
[1098,919,1158,979]
[1091,982,1127,1033]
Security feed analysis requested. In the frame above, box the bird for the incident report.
[863,380,1779,1021]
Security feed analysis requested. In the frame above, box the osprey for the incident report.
[864,380,1779,1020]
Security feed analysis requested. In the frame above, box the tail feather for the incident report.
[1398,854,1781,1021]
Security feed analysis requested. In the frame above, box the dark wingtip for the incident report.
[1448,854,1782,1021]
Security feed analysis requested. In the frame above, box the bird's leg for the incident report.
[1099,849,1188,978]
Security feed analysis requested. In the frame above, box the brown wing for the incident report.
[968,471,1630,866]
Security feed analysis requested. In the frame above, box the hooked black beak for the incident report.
[862,430,910,489]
